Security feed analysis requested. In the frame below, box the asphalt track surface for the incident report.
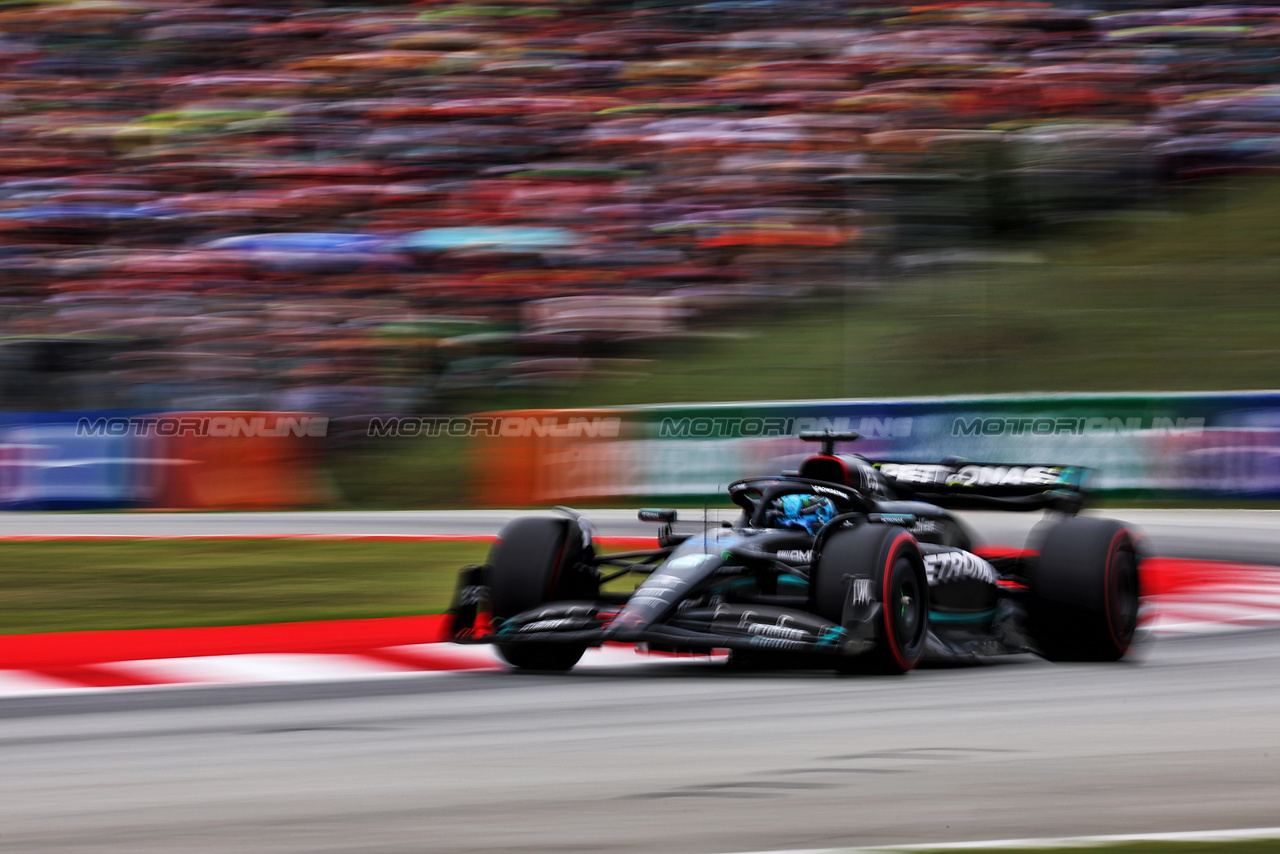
[2,509,1279,853]
[1,629,1279,854]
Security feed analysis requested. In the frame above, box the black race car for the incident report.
[450,431,1143,674]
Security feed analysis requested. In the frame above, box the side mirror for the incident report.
[639,509,679,547]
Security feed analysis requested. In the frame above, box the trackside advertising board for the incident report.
[0,411,331,509]
[469,392,1280,506]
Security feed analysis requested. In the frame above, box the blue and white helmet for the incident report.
[770,493,836,534]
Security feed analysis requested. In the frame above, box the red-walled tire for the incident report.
[813,523,929,675]
[1031,517,1142,662]
[488,517,596,672]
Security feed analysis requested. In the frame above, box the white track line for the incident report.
[712,824,1280,853]
[37,645,724,693]
[382,642,505,667]
[0,670,84,695]
[116,653,411,685]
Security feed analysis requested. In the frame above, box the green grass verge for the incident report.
[0,540,491,634]
[0,538,652,634]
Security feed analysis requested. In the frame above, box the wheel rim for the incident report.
[893,558,926,652]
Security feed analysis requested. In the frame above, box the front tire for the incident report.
[812,524,929,674]
[488,517,596,672]
[1031,517,1142,662]
[496,643,586,672]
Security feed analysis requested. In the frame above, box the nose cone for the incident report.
[601,612,646,643]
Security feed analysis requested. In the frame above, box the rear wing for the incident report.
[871,461,1087,513]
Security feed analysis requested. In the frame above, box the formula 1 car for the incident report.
[450,431,1143,674]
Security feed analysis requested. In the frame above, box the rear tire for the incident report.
[488,517,596,672]
[812,524,928,675]
[1031,517,1142,662]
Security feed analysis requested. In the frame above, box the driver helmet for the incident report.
[770,493,836,534]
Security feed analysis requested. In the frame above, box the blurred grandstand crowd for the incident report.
[2,0,1278,416]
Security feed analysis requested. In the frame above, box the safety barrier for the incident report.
[9,394,1280,509]
[469,392,1280,505]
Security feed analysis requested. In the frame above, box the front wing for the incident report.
[452,570,879,659]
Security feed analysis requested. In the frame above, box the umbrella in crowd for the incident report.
[398,226,584,253]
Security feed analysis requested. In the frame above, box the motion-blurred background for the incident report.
[3,0,1280,509]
